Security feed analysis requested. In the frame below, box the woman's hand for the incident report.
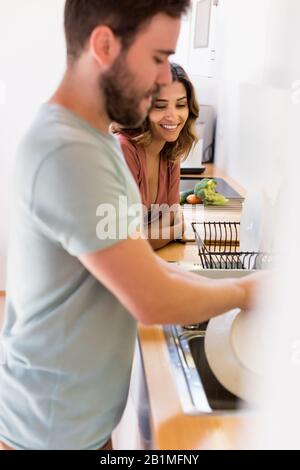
[146,206,185,250]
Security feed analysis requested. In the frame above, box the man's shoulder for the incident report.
[13,105,126,209]
[21,105,107,154]
[17,105,121,176]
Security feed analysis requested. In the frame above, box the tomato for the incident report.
[186,194,202,204]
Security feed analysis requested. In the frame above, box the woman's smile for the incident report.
[159,123,181,132]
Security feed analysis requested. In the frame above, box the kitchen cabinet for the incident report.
[187,0,219,78]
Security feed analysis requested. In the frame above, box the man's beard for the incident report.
[101,52,160,128]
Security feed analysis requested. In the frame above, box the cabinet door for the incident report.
[188,0,218,77]
[112,341,152,450]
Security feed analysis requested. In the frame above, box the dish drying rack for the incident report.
[192,222,271,269]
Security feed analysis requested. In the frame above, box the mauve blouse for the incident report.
[118,134,180,211]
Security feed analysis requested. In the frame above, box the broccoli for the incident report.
[194,179,217,194]
[194,179,229,206]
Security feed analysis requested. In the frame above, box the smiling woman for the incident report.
[116,63,200,250]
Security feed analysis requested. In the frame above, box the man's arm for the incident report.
[79,236,258,325]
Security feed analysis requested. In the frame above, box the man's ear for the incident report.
[89,26,121,67]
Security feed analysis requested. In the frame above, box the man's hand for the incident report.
[236,271,267,311]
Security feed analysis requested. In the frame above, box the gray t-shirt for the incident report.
[0,104,142,450]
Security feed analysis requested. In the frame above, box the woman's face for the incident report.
[148,81,189,143]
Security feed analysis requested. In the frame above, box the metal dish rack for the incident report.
[192,222,271,269]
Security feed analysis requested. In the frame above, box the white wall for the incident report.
[0,0,66,289]
[213,0,300,192]
[210,0,300,449]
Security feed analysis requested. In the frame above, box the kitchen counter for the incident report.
[136,164,256,450]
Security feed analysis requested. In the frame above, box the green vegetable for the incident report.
[194,179,229,206]
[180,189,194,205]
[194,178,217,194]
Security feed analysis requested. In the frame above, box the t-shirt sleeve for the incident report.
[168,161,181,208]
[30,142,142,256]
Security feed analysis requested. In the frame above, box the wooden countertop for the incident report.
[138,164,254,450]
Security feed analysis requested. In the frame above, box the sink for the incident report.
[163,268,256,415]
[188,333,242,411]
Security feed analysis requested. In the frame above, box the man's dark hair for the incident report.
[64,0,190,63]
